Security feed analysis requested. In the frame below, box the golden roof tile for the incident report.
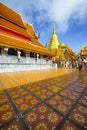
[0,35,53,56]
[0,2,26,29]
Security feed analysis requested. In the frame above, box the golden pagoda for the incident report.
[47,22,67,62]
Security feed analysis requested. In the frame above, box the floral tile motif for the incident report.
[24,103,62,130]
[84,89,87,95]
[0,103,15,125]
[80,98,87,106]
[13,94,40,113]
[2,120,24,130]
[0,91,8,104]
[34,89,53,100]
[68,86,84,93]
[78,83,87,88]
[70,104,87,128]
[7,86,19,92]
[37,82,50,88]
[59,89,80,101]
[48,85,62,93]
[55,83,65,87]
[46,94,73,115]
[61,120,79,130]
[25,85,41,92]
[0,70,87,130]
[79,92,87,106]
[8,88,27,99]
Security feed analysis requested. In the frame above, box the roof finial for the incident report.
[53,18,56,34]
[54,18,56,26]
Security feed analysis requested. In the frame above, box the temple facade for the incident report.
[0,3,54,72]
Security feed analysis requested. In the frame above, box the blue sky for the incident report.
[1,0,87,54]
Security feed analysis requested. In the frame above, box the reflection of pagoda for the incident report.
[47,21,67,62]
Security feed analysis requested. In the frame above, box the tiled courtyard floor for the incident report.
[0,68,87,130]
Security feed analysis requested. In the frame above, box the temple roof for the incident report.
[24,23,37,38]
[61,43,68,48]
[0,17,30,38]
[0,2,26,29]
[64,47,76,59]
[82,46,87,51]
[0,2,53,56]
[0,35,53,56]
[24,22,44,48]
[80,46,87,56]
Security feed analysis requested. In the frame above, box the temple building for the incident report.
[64,47,76,61]
[47,22,76,63]
[80,46,87,58]
[0,3,54,72]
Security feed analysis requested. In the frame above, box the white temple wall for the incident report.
[0,55,53,72]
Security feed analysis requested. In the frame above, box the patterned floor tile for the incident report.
[25,84,42,92]
[46,94,74,115]
[84,90,87,95]
[79,91,87,106]
[37,82,50,88]
[34,88,53,100]
[0,103,15,125]
[7,86,20,93]
[70,104,87,129]
[48,85,62,93]
[0,69,87,130]
[2,120,24,130]
[68,85,84,93]
[61,120,79,130]
[0,91,8,105]
[59,89,80,101]
[13,94,40,113]
[8,88,27,99]
[24,103,62,130]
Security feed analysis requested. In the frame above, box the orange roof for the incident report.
[0,2,53,56]
[80,46,87,56]
[31,38,45,48]
[0,16,31,38]
[64,48,76,59]
[67,48,76,55]
[0,34,53,56]
[0,2,25,29]
[24,23,35,37]
[24,22,44,47]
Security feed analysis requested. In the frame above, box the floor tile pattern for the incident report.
[0,69,87,130]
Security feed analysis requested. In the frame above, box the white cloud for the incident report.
[37,0,87,32]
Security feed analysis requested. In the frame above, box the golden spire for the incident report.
[47,20,61,53]
[53,19,56,34]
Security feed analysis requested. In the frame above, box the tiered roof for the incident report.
[64,47,76,59]
[0,2,53,56]
[80,46,87,57]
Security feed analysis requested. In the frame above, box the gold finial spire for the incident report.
[53,19,56,34]
[54,19,56,26]
[47,19,60,52]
